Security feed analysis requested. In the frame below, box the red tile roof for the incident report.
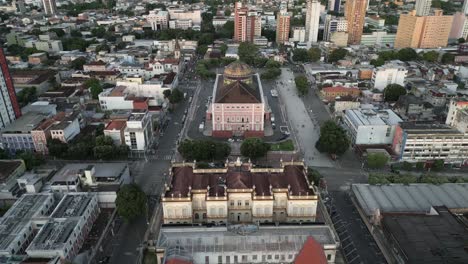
[105,120,126,131]
[294,237,328,264]
[322,86,359,93]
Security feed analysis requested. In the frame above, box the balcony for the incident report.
[229,205,251,210]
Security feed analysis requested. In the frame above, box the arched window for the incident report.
[195,213,199,219]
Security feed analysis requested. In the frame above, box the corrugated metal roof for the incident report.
[352,183,468,216]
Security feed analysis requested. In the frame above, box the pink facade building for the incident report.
[208,62,265,138]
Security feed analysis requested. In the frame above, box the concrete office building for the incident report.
[290,27,306,42]
[464,0,468,15]
[0,48,21,129]
[328,0,341,13]
[371,61,408,90]
[343,109,402,145]
[146,10,169,30]
[124,110,153,151]
[415,0,431,16]
[324,15,348,42]
[360,31,396,47]
[276,10,291,44]
[305,0,321,45]
[345,0,367,45]
[394,10,453,49]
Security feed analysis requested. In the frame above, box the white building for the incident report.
[343,109,403,145]
[26,193,99,260]
[415,0,431,16]
[290,26,306,42]
[42,0,56,16]
[167,6,201,27]
[124,111,153,151]
[464,0,468,15]
[98,86,135,111]
[25,40,63,53]
[371,61,408,91]
[49,114,80,143]
[324,15,348,42]
[146,10,169,30]
[305,0,321,46]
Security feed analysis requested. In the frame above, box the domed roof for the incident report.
[224,61,253,79]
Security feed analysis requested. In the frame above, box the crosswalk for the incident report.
[152,154,173,160]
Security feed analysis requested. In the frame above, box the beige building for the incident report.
[395,10,453,49]
[345,0,368,45]
[161,159,318,225]
[330,32,349,47]
[276,10,291,44]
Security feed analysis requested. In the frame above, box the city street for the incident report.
[276,68,334,167]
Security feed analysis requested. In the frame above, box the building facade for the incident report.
[321,86,361,102]
[234,2,261,43]
[41,0,57,16]
[0,48,21,129]
[345,0,368,45]
[276,10,291,44]
[360,31,396,47]
[415,0,431,16]
[371,62,408,90]
[446,98,468,127]
[124,111,153,151]
[161,159,318,225]
[208,62,265,138]
[305,0,321,45]
[146,10,169,30]
[290,26,306,42]
[394,10,453,49]
[343,109,402,145]
[324,15,348,42]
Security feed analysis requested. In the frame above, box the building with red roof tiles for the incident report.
[294,236,328,264]
[162,158,318,225]
[104,120,127,146]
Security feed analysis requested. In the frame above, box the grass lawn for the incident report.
[269,139,295,151]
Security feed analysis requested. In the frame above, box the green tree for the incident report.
[328,48,348,63]
[370,58,385,67]
[238,42,258,65]
[458,37,466,44]
[315,121,350,156]
[397,48,418,61]
[254,57,268,68]
[95,135,114,146]
[422,51,439,62]
[308,47,321,62]
[49,28,65,38]
[240,138,270,160]
[178,140,231,161]
[116,184,147,222]
[383,84,406,102]
[85,79,103,99]
[307,168,323,186]
[70,57,86,70]
[432,159,444,171]
[292,49,309,62]
[169,88,184,104]
[94,145,115,159]
[163,89,171,99]
[47,139,68,158]
[402,161,413,171]
[441,53,455,64]
[17,87,37,107]
[262,29,276,42]
[367,153,389,169]
[70,30,82,37]
[16,151,45,170]
[261,67,281,80]
[265,59,281,68]
[295,75,309,96]
[91,26,106,38]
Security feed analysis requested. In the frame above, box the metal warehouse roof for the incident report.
[351,183,468,216]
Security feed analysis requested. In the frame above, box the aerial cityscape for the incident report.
[0,0,467,263]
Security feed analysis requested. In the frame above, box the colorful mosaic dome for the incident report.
[224,61,253,79]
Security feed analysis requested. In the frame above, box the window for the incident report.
[245,200,249,206]
[234,255,238,263]
[205,256,209,264]
[230,201,234,206]
[268,255,272,260]
[242,255,247,261]
[218,256,222,264]
[252,255,257,260]
[238,200,242,206]
[327,254,332,260]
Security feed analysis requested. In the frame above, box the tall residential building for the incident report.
[146,10,169,30]
[42,0,57,16]
[324,15,348,41]
[394,10,453,49]
[305,0,321,45]
[276,10,291,44]
[234,2,261,42]
[464,0,468,15]
[415,0,431,16]
[328,0,341,13]
[449,12,468,40]
[345,0,368,45]
[0,48,21,129]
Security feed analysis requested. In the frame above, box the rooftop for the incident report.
[165,161,314,198]
[399,122,462,134]
[157,225,337,261]
[1,112,48,134]
[51,193,94,218]
[214,74,262,104]
[382,206,468,264]
[51,163,128,184]
[104,120,127,131]
[0,160,23,184]
[345,109,402,126]
[27,219,79,251]
[352,183,468,216]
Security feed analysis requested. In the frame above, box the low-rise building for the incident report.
[1,112,49,153]
[394,122,468,164]
[104,120,127,146]
[393,94,434,121]
[333,98,360,116]
[321,86,361,102]
[28,53,48,65]
[366,15,385,28]
[162,159,318,225]
[49,113,81,143]
[25,40,63,53]
[0,160,26,201]
[343,109,402,146]
[83,60,108,72]
[371,61,407,91]
[360,31,396,47]
[146,9,169,30]
[446,98,468,127]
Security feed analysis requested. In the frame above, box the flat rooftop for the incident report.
[399,122,462,135]
[352,183,468,216]
[27,219,78,252]
[382,207,468,264]
[157,225,338,259]
[51,193,94,218]
[345,109,402,126]
[51,163,128,183]
[0,160,23,184]
[1,112,48,134]
[165,162,313,198]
